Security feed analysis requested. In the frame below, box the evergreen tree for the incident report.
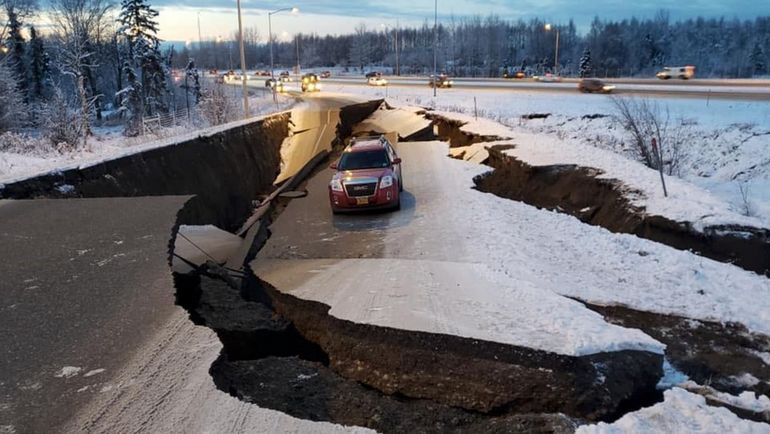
[7,9,28,98]
[117,62,143,136]
[750,42,766,75]
[28,26,49,99]
[0,63,27,132]
[579,47,593,77]
[117,0,168,115]
[184,58,201,104]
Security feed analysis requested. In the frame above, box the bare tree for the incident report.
[49,0,113,150]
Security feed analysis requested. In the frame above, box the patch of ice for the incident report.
[730,373,762,387]
[54,366,81,378]
[55,184,75,194]
[657,359,689,390]
[83,368,105,377]
[751,350,770,366]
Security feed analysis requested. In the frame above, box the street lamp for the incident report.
[545,23,560,76]
[269,6,299,101]
[433,0,437,97]
[236,0,249,116]
[381,22,400,76]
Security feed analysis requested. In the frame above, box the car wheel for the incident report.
[392,198,401,211]
[399,174,404,192]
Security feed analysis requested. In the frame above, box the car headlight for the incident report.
[330,179,343,192]
[380,175,393,188]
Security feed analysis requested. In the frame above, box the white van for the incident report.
[656,66,695,80]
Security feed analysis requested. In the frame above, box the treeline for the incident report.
[176,11,769,78]
[0,0,203,148]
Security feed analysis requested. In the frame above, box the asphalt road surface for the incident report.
[0,197,189,433]
[320,76,770,101]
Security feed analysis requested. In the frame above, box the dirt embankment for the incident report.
[0,115,291,232]
[427,114,770,276]
[584,303,770,398]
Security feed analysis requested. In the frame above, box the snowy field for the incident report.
[324,83,770,223]
[0,95,296,185]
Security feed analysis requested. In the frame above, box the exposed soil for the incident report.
[425,113,507,147]
[472,145,770,276]
[583,302,770,398]
[255,276,663,422]
[213,355,578,434]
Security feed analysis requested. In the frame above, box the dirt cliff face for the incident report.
[0,114,290,232]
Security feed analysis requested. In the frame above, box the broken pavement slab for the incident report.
[353,105,433,141]
[252,257,665,420]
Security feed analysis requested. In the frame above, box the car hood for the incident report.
[333,168,392,181]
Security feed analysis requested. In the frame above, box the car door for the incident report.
[385,142,402,187]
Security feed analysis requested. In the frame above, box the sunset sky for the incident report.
[154,0,769,42]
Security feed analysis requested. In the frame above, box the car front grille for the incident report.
[345,182,377,197]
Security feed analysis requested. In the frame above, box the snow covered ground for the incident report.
[323,83,770,224]
[577,387,770,433]
[0,95,296,185]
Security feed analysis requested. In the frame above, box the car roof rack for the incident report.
[350,135,388,146]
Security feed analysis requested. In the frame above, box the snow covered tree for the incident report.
[183,58,201,104]
[349,23,372,69]
[27,26,48,99]
[118,0,168,115]
[0,63,27,132]
[117,61,143,136]
[198,82,237,126]
[579,47,592,77]
[750,42,766,76]
[6,8,27,97]
[41,87,82,150]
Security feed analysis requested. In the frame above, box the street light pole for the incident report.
[268,7,298,102]
[236,0,249,116]
[433,0,437,97]
[545,23,560,76]
[296,34,300,75]
[395,20,400,76]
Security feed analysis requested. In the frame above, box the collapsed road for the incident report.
[2,93,769,433]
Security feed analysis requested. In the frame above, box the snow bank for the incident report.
[577,387,770,433]
[430,109,769,231]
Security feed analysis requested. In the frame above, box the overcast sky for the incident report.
[155,0,770,42]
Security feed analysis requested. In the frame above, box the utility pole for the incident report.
[433,0,437,97]
[197,12,202,49]
[236,0,249,116]
[296,34,300,75]
[395,19,400,76]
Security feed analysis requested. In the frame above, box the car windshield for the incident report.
[338,150,390,170]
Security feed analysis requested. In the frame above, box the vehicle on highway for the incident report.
[429,74,454,88]
[208,68,218,76]
[367,75,388,86]
[301,73,321,92]
[503,69,526,79]
[533,73,562,82]
[365,71,382,78]
[328,135,402,213]
[254,70,271,77]
[265,78,286,92]
[320,70,332,78]
[656,65,695,80]
[279,71,292,82]
[577,78,616,93]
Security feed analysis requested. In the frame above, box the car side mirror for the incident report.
[329,162,338,170]
[392,158,402,165]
